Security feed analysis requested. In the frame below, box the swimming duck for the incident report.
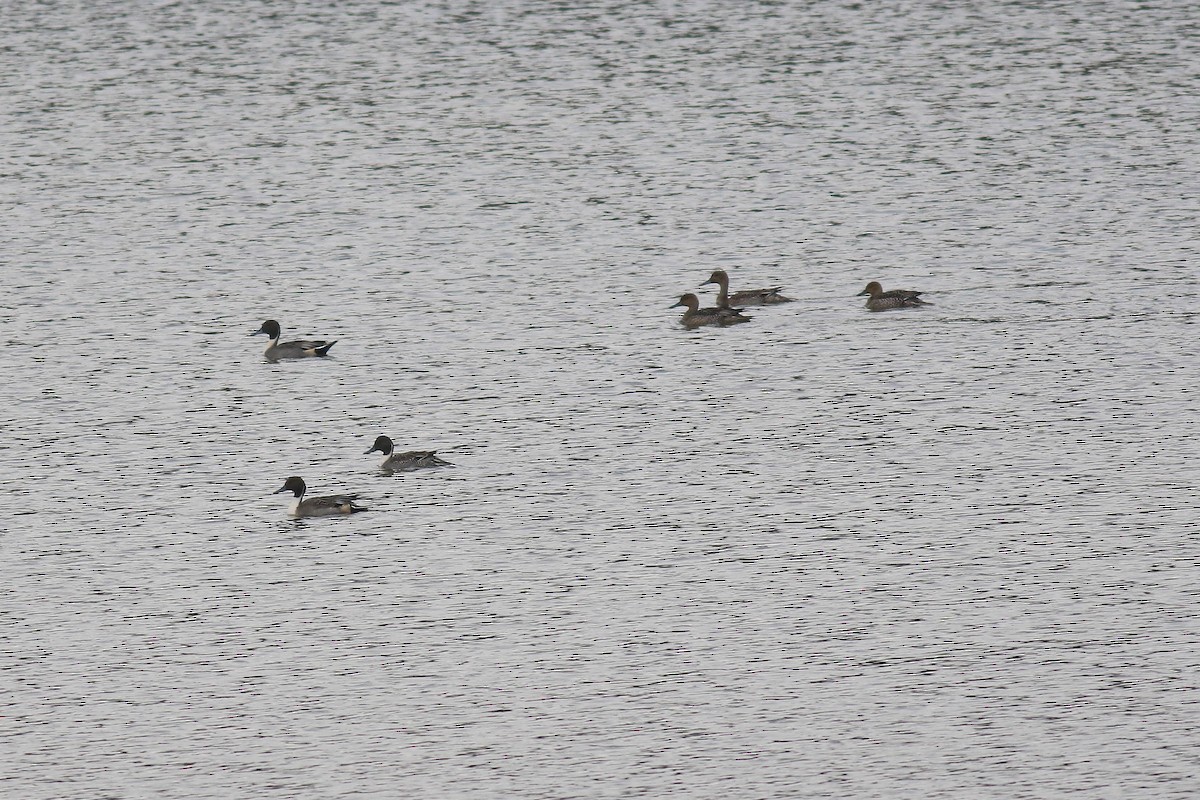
[273,476,367,518]
[700,269,794,307]
[252,319,336,361]
[671,293,752,329]
[365,435,453,472]
[856,281,930,311]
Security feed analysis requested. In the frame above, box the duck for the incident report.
[856,281,930,311]
[252,319,336,361]
[365,435,453,472]
[273,476,367,518]
[700,269,794,307]
[671,293,752,329]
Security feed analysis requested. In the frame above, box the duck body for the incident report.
[274,476,367,518]
[856,281,930,311]
[253,319,336,361]
[365,435,453,472]
[701,269,794,307]
[671,293,752,329]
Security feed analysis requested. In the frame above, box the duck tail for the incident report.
[316,340,337,356]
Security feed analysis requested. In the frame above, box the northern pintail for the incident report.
[365,435,453,472]
[700,269,794,307]
[671,293,752,329]
[274,476,367,518]
[856,281,930,311]
[252,319,336,361]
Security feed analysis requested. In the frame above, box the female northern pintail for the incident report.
[856,281,931,311]
[273,476,367,518]
[671,293,752,329]
[700,269,794,307]
[252,319,336,362]
[365,435,453,472]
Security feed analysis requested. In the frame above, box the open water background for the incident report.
[2,1,1198,797]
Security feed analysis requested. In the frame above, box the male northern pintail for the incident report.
[365,435,453,472]
[701,269,794,307]
[274,476,367,518]
[671,293,752,329]
[856,281,931,311]
[252,319,337,362]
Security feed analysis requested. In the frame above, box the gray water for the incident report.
[3,1,1198,797]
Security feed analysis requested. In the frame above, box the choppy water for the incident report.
[3,1,1198,797]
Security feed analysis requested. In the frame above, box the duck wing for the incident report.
[283,338,334,350]
[729,287,794,305]
[717,307,753,326]
[386,450,453,470]
[316,493,358,505]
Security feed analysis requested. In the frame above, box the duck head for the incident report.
[274,476,307,498]
[365,435,395,456]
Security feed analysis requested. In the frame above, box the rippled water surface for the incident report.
[3,1,1199,797]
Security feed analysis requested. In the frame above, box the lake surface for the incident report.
[3,1,1198,797]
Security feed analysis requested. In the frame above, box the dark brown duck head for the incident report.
[670,293,701,312]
